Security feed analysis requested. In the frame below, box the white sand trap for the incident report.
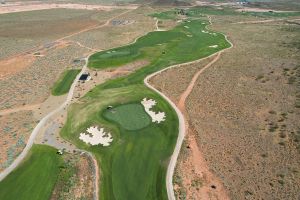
[141,98,166,123]
[187,34,193,37]
[201,30,209,34]
[209,45,218,48]
[184,26,189,29]
[79,126,113,146]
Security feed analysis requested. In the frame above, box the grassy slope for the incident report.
[0,145,62,200]
[60,9,230,200]
[51,69,80,96]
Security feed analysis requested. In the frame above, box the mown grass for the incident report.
[51,69,80,96]
[60,8,231,200]
[103,103,151,131]
[0,145,62,200]
[61,85,176,200]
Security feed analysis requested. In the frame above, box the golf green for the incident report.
[60,8,231,200]
[103,103,152,131]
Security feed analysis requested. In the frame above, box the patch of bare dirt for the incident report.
[0,54,35,80]
[174,127,229,200]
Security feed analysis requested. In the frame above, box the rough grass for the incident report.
[51,69,80,96]
[0,145,62,200]
[103,103,151,131]
[60,9,230,200]
[150,6,300,21]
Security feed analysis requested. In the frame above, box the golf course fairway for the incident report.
[60,10,231,200]
[0,145,63,200]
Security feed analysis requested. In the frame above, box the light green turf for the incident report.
[0,145,62,200]
[51,69,80,96]
[60,8,231,200]
[103,103,151,131]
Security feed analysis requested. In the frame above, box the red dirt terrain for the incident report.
[150,16,300,200]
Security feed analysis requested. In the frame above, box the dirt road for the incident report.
[0,7,140,199]
[0,103,40,116]
[145,16,233,200]
[177,52,221,112]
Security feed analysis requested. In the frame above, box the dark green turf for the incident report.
[51,69,80,96]
[103,103,151,131]
[0,145,62,200]
[60,9,231,200]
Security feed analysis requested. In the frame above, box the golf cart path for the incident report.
[0,7,137,183]
[145,16,233,200]
[1,12,231,200]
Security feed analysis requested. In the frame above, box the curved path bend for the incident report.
[0,7,138,182]
[1,13,233,200]
[0,56,89,182]
[145,16,233,200]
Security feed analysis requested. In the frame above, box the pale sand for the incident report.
[79,126,113,146]
[209,45,218,48]
[141,98,166,123]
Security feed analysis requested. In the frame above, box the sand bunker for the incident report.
[79,126,113,146]
[209,45,218,48]
[141,98,166,123]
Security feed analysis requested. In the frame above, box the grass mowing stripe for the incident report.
[51,69,80,96]
[0,145,62,200]
[61,9,231,200]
